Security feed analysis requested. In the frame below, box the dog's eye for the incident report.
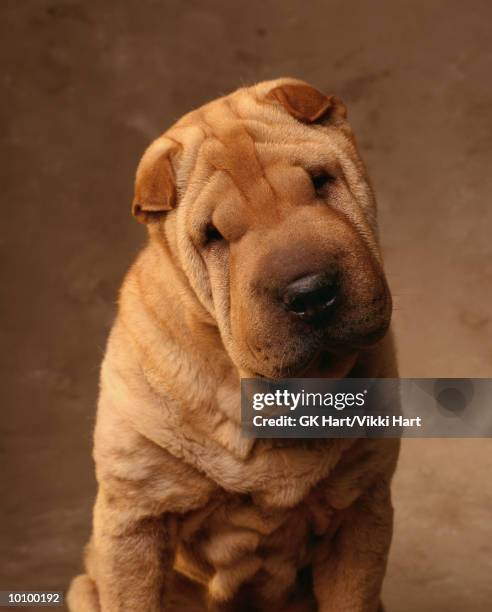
[203,222,224,246]
[310,171,335,193]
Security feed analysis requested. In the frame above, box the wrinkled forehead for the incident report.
[167,90,356,204]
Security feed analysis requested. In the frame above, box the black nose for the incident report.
[282,273,338,321]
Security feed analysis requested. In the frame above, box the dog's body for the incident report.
[68,79,399,612]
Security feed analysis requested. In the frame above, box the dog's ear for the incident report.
[266,82,347,125]
[132,141,178,224]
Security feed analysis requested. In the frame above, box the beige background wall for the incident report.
[1,1,491,610]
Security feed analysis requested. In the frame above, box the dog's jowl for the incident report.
[68,78,399,612]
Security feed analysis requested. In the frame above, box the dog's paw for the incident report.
[67,574,100,612]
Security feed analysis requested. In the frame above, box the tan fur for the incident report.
[68,78,400,612]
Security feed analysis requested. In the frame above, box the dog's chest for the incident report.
[174,483,337,606]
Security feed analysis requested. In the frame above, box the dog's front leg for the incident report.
[69,487,177,612]
[312,481,393,612]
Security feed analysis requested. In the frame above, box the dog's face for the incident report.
[132,79,391,378]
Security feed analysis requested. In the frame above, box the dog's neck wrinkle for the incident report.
[146,238,247,386]
[139,248,227,363]
[129,243,257,457]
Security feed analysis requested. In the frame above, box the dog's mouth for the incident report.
[254,349,358,380]
[246,287,392,380]
[294,349,358,378]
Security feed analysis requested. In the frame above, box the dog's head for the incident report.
[132,78,391,378]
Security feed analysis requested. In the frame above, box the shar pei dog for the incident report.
[68,78,400,612]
